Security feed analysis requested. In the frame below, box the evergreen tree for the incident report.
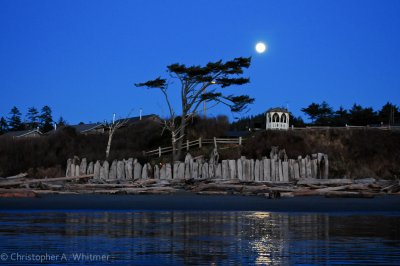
[57,116,68,127]
[7,106,23,131]
[331,106,349,126]
[39,105,53,132]
[314,101,333,125]
[289,114,305,127]
[301,103,321,123]
[26,107,39,129]
[0,117,8,134]
[301,101,333,124]
[349,104,377,126]
[378,102,399,125]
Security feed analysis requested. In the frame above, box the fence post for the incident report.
[214,137,217,148]
[186,140,189,151]
[158,147,161,157]
[199,137,202,148]
[239,137,242,145]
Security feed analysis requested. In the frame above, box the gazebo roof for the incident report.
[266,107,289,113]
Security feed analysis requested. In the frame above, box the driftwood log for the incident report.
[0,175,94,187]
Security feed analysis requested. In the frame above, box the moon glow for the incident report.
[255,42,267,53]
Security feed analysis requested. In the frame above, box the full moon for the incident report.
[255,42,267,53]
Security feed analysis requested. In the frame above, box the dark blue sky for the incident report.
[1,0,399,124]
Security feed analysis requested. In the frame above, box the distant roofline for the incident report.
[2,128,43,138]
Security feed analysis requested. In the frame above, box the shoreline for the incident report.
[1,193,400,212]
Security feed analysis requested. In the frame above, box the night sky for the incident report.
[1,0,399,124]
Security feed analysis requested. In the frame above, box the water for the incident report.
[0,211,399,265]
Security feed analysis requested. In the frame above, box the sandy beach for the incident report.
[1,193,400,212]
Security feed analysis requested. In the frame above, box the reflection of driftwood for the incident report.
[0,175,93,187]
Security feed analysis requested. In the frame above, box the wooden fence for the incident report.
[144,137,243,157]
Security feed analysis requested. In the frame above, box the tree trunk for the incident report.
[171,131,177,163]
[175,118,186,161]
[105,130,114,159]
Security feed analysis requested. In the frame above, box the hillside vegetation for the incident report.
[242,129,400,179]
[0,117,399,179]
[0,117,229,177]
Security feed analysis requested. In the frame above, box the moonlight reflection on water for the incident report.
[0,211,399,265]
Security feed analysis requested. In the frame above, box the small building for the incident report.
[266,107,290,130]
[115,114,161,126]
[2,128,43,138]
[70,123,106,134]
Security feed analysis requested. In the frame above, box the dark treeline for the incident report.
[0,106,67,134]
[231,102,399,130]
[3,102,399,135]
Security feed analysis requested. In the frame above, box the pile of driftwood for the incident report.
[66,148,329,182]
[0,172,399,198]
[185,178,399,198]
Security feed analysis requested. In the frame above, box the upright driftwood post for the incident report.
[165,163,172,179]
[79,158,87,176]
[133,161,142,179]
[254,160,260,182]
[125,158,133,180]
[154,165,160,179]
[160,164,166,179]
[324,154,329,179]
[103,160,109,180]
[282,161,289,182]
[222,160,228,180]
[66,159,72,177]
[237,159,243,181]
[109,160,117,180]
[178,162,185,179]
[228,160,236,179]
[263,158,271,181]
[87,161,94,175]
[93,161,101,180]
[117,161,125,180]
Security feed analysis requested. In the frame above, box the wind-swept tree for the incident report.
[135,57,254,161]
[26,107,39,129]
[315,101,333,125]
[8,106,23,131]
[301,101,333,125]
[39,105,53,132]
[301,103,321,123]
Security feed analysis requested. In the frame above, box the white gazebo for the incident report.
[266,107,290,130]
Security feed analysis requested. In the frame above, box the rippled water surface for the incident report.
[0,211,399,265]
